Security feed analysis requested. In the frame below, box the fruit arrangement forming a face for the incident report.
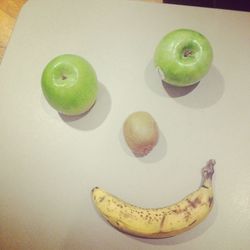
[41,54,98,116]
[154,29,213,87]
[40,27,215,239]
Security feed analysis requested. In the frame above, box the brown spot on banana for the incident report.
[99,196,106,203]
[172,209,178,214]
[208,197,213,208]
[188,219,197,227]
[186,197,201,208]
[202,184,209,189]
[160,214,166,231]
[184,210,191,221]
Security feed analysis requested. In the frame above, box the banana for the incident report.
[91,159,215,238]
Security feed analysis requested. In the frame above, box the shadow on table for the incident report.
[145,59,225,109]
[59,82,112,130]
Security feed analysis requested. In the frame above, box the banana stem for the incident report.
[201,159,215,188]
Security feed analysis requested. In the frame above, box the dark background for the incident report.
[163,0,250,11]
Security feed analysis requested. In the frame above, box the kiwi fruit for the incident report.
[123,111,159,157]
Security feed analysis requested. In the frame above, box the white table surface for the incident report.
[0,0,250,249]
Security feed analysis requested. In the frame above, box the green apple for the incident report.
[41,54,98,116]
[154,29,213,87]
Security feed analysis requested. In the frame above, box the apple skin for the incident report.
[41,54,98,116]
[154,29,213,87]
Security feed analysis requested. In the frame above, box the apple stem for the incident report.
[184,49,192,57]
[62,75,67,80]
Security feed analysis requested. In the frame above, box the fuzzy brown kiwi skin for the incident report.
[123,111,159,157]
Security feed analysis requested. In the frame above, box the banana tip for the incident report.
[202,159,215,179]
